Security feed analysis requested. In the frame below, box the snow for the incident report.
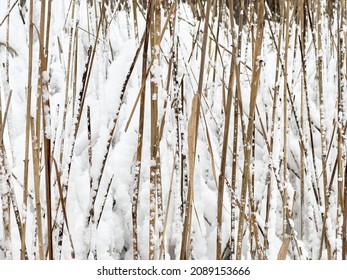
[0,0,347,260]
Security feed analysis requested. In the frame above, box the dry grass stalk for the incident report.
[159,152,176,259]
[282,0,290,241]
[40,0,53,260]
[3,0,16,190]
[236,0,265,260]
[228,0,247,260]
[30,116,44,260]
[132,0,139,41]
[87,105,93,190]
[149,0,160,260]
[59,0,78,166]
[343,165,347,259]
[180,0,212,260]
[315,0,332,260]
[52,158,75,259]
[336,2,346,259]
[0,148,12,260]
[131,1,152,260]
[0,0,19,27]
[299,0,306,240]
[277,238,290,260]
[216,0,236,260]
[21,0,34,261]
[263,5,283,250]
[0,88,13,259]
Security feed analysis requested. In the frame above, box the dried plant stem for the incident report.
[180,0,212,260]
[299,0,306,240]
[315,0,332,260]
[132,1,152,260]
[132,0,139,41]
[236,0,265,260]
[336,2,346,259]
[263,6,283,251]
[282,0,290,241]
[217,0,235,260]
[52,158,75,258]
[41,0,53,260]
[21,0,34,261]
[343,164,347,259]
[59,0,78,166]
[229,0,246,260]
[31,117,44,260]
[0,89,12,260]
[149,0,160,260]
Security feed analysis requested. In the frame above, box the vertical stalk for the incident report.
[337,1,345,257]
[229,0,245,260]
[343,165,347,259]
[149,0,160,260]
[263,3,283,252]
[236,0,265,260]
[21,0,34,261]
[299,0,306,240]
[31,117,44,259]
[132,1,152,260]
[282,0,290,240]
[316,0,332,260]
[217,0,235,260]
[32,0,48,260]
[59,0,77,166]
[43,0,53,260]
[132,0,139,41]
[0,91,12,260]
[180,0,212,260]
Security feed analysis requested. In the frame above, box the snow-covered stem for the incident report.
[131,2,152,260]
[314,0,332,260]
[263,12,282,253]
[21,0,34,261]
[299,0,306,241]
[41,0,54,260]
[180,0,212,260]
[216,0,235,260]
[59,0,78,167]
[337,1,346,259]
[4,0,15,165]
[0,149,12,260]
[149,0,160,260]
[236,0,265,260]
[282,0,290,241]
[0,89,12,259]
[30,117,44,260]
[52,158,75,259]
[87,105,93,190]
[131,0,139,42]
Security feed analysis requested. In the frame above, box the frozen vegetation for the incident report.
[0,0,347,260]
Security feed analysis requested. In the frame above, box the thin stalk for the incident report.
[132,1,152,260]
[42,0,53,260]
[282,0,290,241]
[337,1,345,257]
[149,0,160,260]
[132,0,139,41]
[31,117,44,260]
[180,0,212,260]
[316,0,332,260]
[21,0,34,261]
[217,0,235,260]
[236,0,265,260]
[0,90,12,260]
